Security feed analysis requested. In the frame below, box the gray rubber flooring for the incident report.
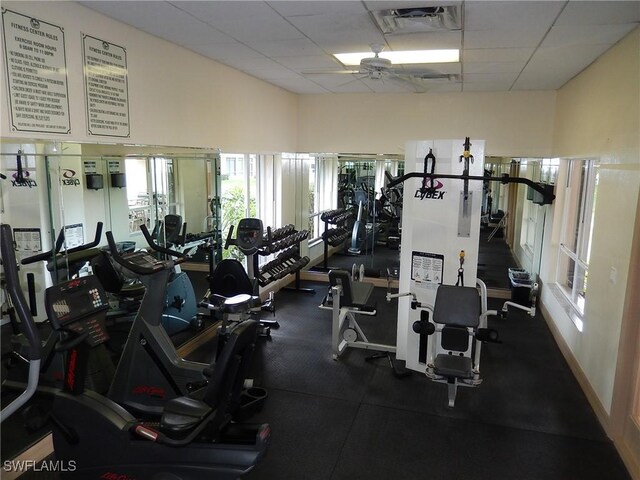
[234,281,630,480]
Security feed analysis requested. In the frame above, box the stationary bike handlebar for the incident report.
[105,230,186,276]
[21,222,104,265]
[140,224,188,261]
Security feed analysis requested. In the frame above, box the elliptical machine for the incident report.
[0,224,270,479]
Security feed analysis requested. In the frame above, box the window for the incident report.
[556,159,598,325]
[220,153,258,261]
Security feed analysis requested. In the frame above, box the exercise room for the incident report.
[1,2,639,479]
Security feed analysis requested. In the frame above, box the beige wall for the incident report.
[541,27,640,476]
[0,1,298,153]
[297,91,556,157]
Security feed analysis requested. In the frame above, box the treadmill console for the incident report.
[45,275,110,347]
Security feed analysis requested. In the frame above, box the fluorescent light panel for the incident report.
[334,49,459,65]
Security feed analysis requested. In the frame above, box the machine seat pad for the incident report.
[434,354,473,379]
[208,293,262,314]
[160,396,212,436]
[433,285,480,327]
[351,282,374,307]
[119,282,145,298]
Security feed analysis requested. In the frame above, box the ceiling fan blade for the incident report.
[388,68,459,81]
[389,74,428,93]
[302,69,360,75]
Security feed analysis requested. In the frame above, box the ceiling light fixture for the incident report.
[334,49,459,66]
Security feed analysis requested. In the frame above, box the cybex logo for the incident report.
[11,171,37,188]
[62,169,80,186]
[415,180,446,200]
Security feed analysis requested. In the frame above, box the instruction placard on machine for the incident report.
[411,251,444,284]
[13,228,42,252]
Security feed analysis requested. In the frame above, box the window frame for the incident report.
[556,158,598,325]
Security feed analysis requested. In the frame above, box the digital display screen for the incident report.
[47,277,107,326]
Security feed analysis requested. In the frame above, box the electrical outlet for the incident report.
[609,267,617,285]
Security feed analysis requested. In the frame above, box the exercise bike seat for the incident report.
[206,293,262,314]
[160,396,211,437]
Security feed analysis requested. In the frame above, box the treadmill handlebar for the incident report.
[0,224,41,360]
[140,225,188,262]
[105,231,184,276]
[21,222,104,265]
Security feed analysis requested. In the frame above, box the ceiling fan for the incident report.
[304,44,458,92]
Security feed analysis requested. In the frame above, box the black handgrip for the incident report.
[105,231,156,275]
[54,330,90,352]
[27,273,37,317]
[21,228,65,265]
[140,225,187,260]
[224,225,235,250]
[0,224,41,360]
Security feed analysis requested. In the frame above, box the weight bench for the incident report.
[424,280,500,407]
[320,269,395,361]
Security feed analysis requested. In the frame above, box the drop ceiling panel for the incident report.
[80,1,230,45]
[171,1,281,24]
[187,42,265,62]
[78,1,640,95]
[273,55,343,70]
[463,80,516,92]
[246,38,327,58]
[513,43,613,90]
[464,61,526,74]
[541,23,639,48]
[219,56,285,72]
[464,1,563,31]
[213,16,305,43]
[268,1,366,17]
[384,31,462,50]
[269,78,331,94]
[555,1,640,26]
[286,13,385,51]
[464,26,550,49]
[463,47,535,63]
[305,73,365,88]
[464,72,519,84]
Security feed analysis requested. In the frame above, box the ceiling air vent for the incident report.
[371,5,461,35]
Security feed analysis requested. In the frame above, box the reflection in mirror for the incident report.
[479,157,558,290]
[0,142,221,322]
[308,153,404,279]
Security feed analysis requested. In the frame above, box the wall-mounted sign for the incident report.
[83,160,97,174]
[82,34,130,137]
[1,9,71,134]
[107,160,121,173]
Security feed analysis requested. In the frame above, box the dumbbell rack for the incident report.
[312,208,354,272]
[257,224,314,294]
